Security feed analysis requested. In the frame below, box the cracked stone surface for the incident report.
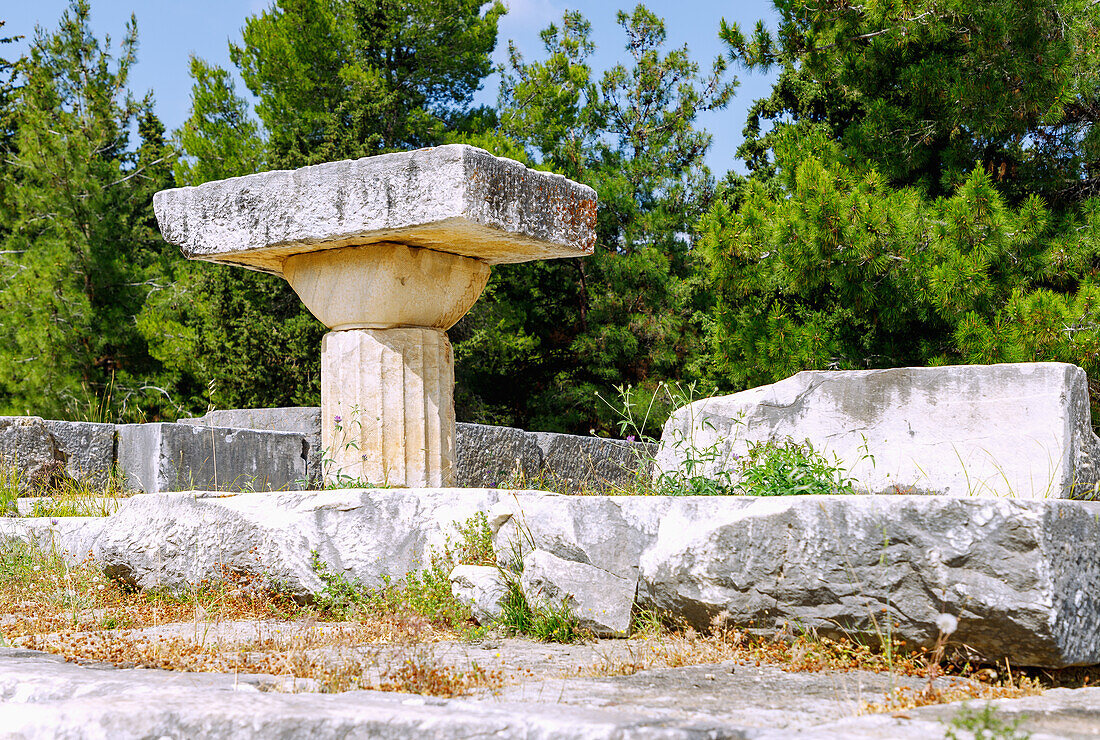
[2,645,1099,739]
[655,362,1100,499]
[152,144,597,275]
[4,491,1097,667]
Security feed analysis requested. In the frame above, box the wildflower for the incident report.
[334,415,342,423]
[935,612,958,636]
[626,435,636,443]
[49,518,59,526]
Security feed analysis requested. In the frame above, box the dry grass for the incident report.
[22,626,504,696]
[580,619,1049,713]
[2,536,1090,707]
[0,461,132,518]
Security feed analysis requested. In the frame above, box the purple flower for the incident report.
[334,415,342,423]
[626,435,636,443]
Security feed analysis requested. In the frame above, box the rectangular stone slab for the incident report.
[116,423,310,493]
[153,145,597,275]
[656,362,1100,498]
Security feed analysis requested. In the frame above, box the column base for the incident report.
[321,328,455,487]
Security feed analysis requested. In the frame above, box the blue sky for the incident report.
[3,1,779,175]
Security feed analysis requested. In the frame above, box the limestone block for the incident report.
[521,549,636,638]
[0,517,107,564]
[321,328,454,487]
[656,362,1100,498]
[490,495,655,582]
[92,489,507,594]
[44,421,116,489]
[454,423,542,488]
[533,431,655,494]
[72,489,1100,666]
[492,493,1100,668]
[0,416,64,484]
[153,144,597,275]
[116,423,309,494]
[449,564,509,624]
[180,408,322,488]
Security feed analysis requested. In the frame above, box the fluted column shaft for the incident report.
[321,328,454,487]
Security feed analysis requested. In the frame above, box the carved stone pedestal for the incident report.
[154,144,596,488]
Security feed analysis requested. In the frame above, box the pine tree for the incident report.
[149,0,506,412]
[0,1,176,419]
[452,6,735,435]
[723,0,1100,203]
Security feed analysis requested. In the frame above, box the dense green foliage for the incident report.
[702,0,1100,401]
[2,0,1100,436]
[0,2,177,419]
[453,7,734,435]
[723,0,1100,203]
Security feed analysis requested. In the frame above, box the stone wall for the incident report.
[0,412,652,494]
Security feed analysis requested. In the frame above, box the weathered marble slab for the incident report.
[12,645,1097,739]
[153,145,597,274]
[77,490,1100,668]
[117,423,310,494]
[656,362,1100,499]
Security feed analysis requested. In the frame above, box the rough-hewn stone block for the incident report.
[455,422,542,488]
[533,431,654,494]
[153,145,597,275]
[44,421,116,489]
[656,362,1100,498]
[85,489,1100,667]
[449,564,509,624]
[116,423,309,494]
[521,549,635,637]
[0,417,63,485]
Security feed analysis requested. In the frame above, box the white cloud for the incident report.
[499,0,562,31]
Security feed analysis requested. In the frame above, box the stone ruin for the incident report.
[3,145,1100,738]
[154,144,596,487]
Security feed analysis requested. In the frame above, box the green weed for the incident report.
[944,702,1030,740]
[496,580,589,643]
[309,513,496,629]
[0,460,130,517]
[735,438,860,496]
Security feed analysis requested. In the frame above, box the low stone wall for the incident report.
[181,408,652,494]
[7,490,1097,668]
[0,412,651,494]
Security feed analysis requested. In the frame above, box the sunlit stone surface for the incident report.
[154,145,596,485]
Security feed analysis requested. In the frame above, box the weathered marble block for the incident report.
[117,423,309,494]
[76,490,1100,667]
[44,420,116,489]
[153,145,596,275]
[656,362,1100,498]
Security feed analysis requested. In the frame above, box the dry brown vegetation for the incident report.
[2,535,1092,707]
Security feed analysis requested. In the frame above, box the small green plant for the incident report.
[944,702,1030,740]
[310,551,381,619]
[496,580,589,643]
[0,458,130,518]
[452,512,495,566]
[600,381,738,496]
[735,438,860,496]
[308,513,496,629]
